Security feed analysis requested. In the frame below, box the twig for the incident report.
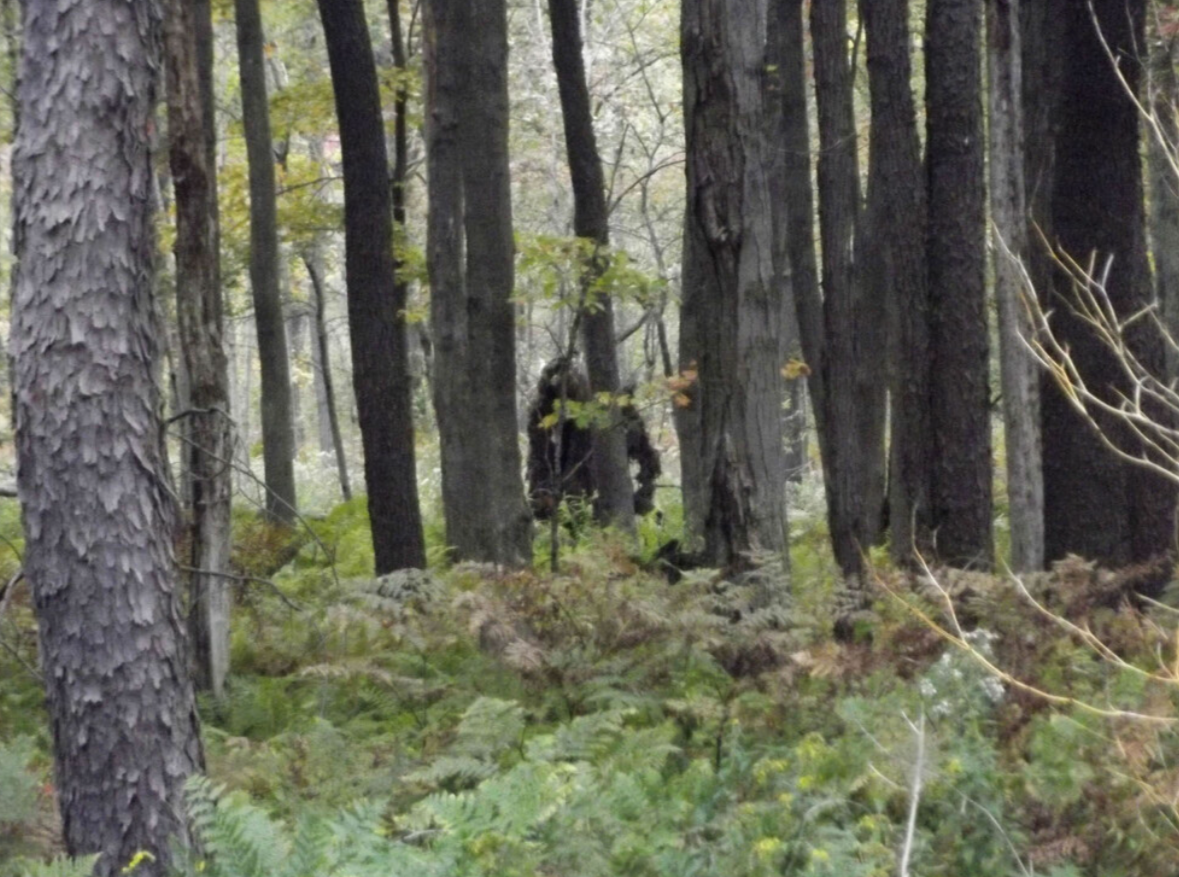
[177,564,303,612]
[899,709,925,877]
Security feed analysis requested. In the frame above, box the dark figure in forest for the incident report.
[527,358,661,521]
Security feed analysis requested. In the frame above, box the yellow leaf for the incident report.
[781,358,811,380]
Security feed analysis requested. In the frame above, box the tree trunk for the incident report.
[166,0,234,697]
[681,0,790,574]
[766,0,811,486]
[13,1,204,873]
[1042,0,1176,564]
[235,0,297,525]
[318,0,426,572]
[548,0,636,534]
[304,247,352,502]
[811,0,887,584]
[425,0,532,565]
[988,0,1044,572]
[926,0,992,569]
[284,265,307,450]
[1149,17,1179,383]
[861,0,931,567]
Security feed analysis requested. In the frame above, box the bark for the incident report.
[548,0,636,533]
[988,0,1044,572]
[13,0,204,873]
[318,0,427,572]
[234,0,297,524]
[1149,19,1179,383]
[681,0,790,574]
[811,0,887,581]
[166,0,234,696]
[304,247,352,501]
[861,0,931,567]
[1042,0,1176,564]
[926,0,992,569]
[425,0,532,565]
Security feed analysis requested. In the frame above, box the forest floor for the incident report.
[2,487,1179,876]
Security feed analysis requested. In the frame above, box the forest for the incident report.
[5,0,1179,874]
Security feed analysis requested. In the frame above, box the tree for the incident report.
[988,0,1044,572]
[425,0,532,565]
[318,0,426,572]
[926,0,992,568]
[861,0,931,568]
[1040,0,1175,564]
[12,0,204,872]
[304,241,352,501]
[680,0,790,572]
[235,0,297,525]
[811,0,888,587]
[547,0,636,534]
[166,0,234,695]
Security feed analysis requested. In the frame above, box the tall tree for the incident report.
[547,0,636,533]
[811,0,888,588]
[926,0,992,568]
[318,0,426,572]
[12,0,204,872]
[988,0,1044,572]
[861,0,931,567]
[1041,0,1175,564]
[166,0,234,695]
[681,0,790,572]
[425,0,532,565]
[235,0,297,524]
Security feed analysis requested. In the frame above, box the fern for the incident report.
[1,855,99,877]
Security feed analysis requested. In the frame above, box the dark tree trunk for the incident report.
[234,0,297,525]
[548,0,635,533]
[681,0,790,576]
[925,0,992,569]
[13,0,204,873]
[318,0,426,572]
[988,0,1044,572]
[166,0,234,696]
[304,247,352,502]
[811,0,887,585]
[425,0,532,565]
[861,0,931,567]
[1042,0,1176,564]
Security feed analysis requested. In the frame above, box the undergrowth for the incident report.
[3,490,1179,876]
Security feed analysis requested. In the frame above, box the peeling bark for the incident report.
[13,0,204,872]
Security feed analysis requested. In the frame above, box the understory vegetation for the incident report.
[2,484,1179,877]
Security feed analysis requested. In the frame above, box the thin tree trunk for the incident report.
[1042,0,1176,564]
[234,0,297,525]
[926,0,992,569]
[284,262,307,450]
[812,0,887,585]
[166,0,234,696]
[548,0,636,533]
[13,0,204,872]
[425,0,532,565]
[1149,18,1179,383]
[988,0,1043,572]
[304,247,353,502]
[317,0,426,571]
[682,0,790,575]
[861,0,931,568]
